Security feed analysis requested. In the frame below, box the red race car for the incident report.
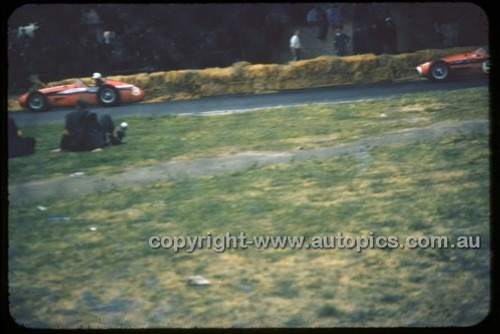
[18,75,145,111]
[416,47,490,81]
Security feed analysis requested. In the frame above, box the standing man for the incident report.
[380,17,397,54]
[290,29,302,61]
[334,27,350,56]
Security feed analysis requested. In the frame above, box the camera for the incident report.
[113,122,128,144]
[117,122,127,139]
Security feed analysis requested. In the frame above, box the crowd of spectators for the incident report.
[351,3,487,54]
[8,4,296,89]
[306,4,344,41]
[8,3,488,90]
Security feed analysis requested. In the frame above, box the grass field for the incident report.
[8,88,490,328]
[8,87,488,184]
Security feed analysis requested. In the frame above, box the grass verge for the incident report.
[8,130,490,328]
[8,87,489,184]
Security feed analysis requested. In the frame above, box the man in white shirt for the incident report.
[290,30,302,61]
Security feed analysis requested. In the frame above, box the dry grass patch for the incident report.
[400,102,448,112]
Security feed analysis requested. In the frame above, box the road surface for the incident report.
[9,77,488,127]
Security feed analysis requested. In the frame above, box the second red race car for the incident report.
[416,47,490,81]
[19,73,145,111]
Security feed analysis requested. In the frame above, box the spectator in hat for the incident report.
[380,17,397,54]
[52,98,126,153]
[333,27,350,56]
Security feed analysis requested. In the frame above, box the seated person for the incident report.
[92,72,104,87]
[52,99,127,153]
[8,117,36,158]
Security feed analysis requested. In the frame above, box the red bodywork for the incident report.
[18,78,145,111]
[416,47,490,80]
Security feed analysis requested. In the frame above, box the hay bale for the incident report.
[12,46,482,111]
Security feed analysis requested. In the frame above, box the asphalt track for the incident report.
[9,76,488,127]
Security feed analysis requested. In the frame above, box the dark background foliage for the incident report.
[7,3,488,89]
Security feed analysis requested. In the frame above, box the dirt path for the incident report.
[8,119,488,205]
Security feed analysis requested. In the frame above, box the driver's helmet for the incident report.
[92,72,102,80]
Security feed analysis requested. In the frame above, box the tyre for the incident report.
[27,91,48,111]
[429,61,450,81]
[97,85,119,107]
[482,60,490,74]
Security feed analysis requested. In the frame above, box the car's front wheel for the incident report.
[97,85,119,107]
[429,61,450,81]
[26,91,48,111]
[482,60,490,74]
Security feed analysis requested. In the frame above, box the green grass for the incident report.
[8,87,488,184]
[8,87,489,327]
[9,129,489,328]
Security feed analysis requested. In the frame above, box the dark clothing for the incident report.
[380,21,397,54]
[59,109,119,151]
[291,48,302,61]
[334,32,350,56]
[8,118,36,158]
[369,22,384,54]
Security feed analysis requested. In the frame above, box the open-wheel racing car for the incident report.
[416,47,490,81]
[18,76,145,111]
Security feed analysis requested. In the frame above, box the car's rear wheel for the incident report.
[97,85,119,107]
[27,91,48,111]
[429,61,450,81]
[482,60,490,74]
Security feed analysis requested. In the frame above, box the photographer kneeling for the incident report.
[52,99,127,153]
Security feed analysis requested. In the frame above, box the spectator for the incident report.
[52,99,126,153]
[290,29,302,61]
[437,22,458,47]
[103,31,115,44]
[17,26,26,39]
[326,4,343,29]
[81,8,103,45]
[17,22,38,38]
[306,6,318,25]
[8,118,36,158]
[333,27,350,56]
[380,17,397,54]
